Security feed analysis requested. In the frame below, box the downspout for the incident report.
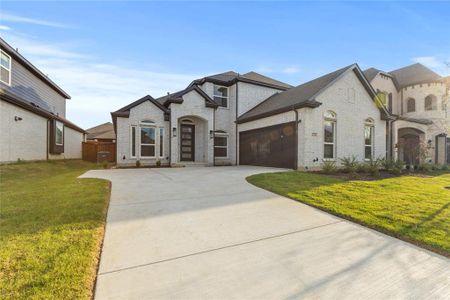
[213,107,216,166]
[294,108,299,170]
[235,82,239,165]
[390,119,396,160]
[46,119,49,160]
[168,114,172,167]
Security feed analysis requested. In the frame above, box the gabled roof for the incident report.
[0,88,85,133]
[237,64,391,124]
[363,67,400,90]
[0,37,71,99]
[86,122,115,140]
[389,63,442,88]
[190,70,292,91]
[156,85,218,108]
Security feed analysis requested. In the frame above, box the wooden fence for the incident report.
[82,142,116,163]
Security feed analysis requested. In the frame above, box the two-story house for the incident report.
[364,63,449,165]
[0,38,85,163]
[112,63,392,169]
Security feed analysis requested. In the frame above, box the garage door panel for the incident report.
[239,122,296,169]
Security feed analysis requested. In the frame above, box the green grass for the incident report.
[247,171,450,256]
[0,160,110,299]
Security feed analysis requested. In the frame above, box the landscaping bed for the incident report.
[247,169,450,257]
[0,160,110,299]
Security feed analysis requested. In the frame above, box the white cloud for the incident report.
[0,25,12,31]
[413,56,450,76]
[0,11,69,28]
[282,66,301,74]
[255,65,301,74]
[2,33,199,128]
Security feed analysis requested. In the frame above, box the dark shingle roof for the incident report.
[86,122,115,140]
[190,70,291,90]
[241,72,293,88]
[237,64,354,123]
[363,68,382,82]
[389,63,442,88]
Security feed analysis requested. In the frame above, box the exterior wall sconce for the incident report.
[172,127,177,137]
[209,130,214,139]
[14,116,22,121]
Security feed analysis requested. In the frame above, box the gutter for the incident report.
[235,81,239,166]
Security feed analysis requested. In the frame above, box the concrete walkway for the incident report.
[80,166,450,299]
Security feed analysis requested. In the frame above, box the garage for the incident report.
[239,122,296,169]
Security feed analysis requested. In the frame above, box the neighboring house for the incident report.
[86,122,116,142]
[0,38,85,163]
[112,64,394,169]
[364,63,449,164]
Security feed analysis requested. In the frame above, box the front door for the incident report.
[180,124,195,161]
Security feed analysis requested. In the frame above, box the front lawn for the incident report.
[0,160,110,299]
[247,172,450,256]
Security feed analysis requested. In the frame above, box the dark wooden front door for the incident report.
[239,122,296,169]
[180,124,195,161]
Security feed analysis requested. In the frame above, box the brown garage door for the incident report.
[239,122,296,169]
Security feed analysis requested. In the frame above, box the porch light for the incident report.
[172,127,177,137]
[210,130,214,139]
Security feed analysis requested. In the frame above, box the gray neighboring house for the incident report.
[112,64,397,169]
[0,38,86,163]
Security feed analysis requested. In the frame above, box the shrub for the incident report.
[367,158,382,177]
[156,160,161,167]
[394,160,405,170]
[136,160,141,168]
[441,164,449,171]
[356,162,369,173]
[389,167,402,176]
[381,158,395,171]
[322,160,337,174]
[339,156,358,173]
[102,161,108,169]
[419,163,433,172]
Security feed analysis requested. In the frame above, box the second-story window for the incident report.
[213,85,228,108]
[0,49,11,85]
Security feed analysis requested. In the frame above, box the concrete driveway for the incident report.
[80,166,450,299]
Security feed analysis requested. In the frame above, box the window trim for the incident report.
[130,125,137,158]
[0,49,12,86]
[323,111,336,161]
[407,98,416,113]
[140,125,156,159]
[213,85,229,109]
[424,95,436,111]
[214,133,228,159]
[159,127,164,158]
[55,121,64,146]
[364,120,374,161]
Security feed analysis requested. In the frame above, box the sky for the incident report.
[1,1,449,128]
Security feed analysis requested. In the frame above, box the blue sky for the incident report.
[1,1,449,128]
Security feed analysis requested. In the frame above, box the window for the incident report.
[407,98,415,112]
[213,85,229,108]
[364,118,374,160]
[140,126,155,158]
[0,49,11,85]
[130,126,136,158]
[425,95,437,111]
[323,111,336,159]
[55,121,64,145]
[214,133,228,158]
[159,127,164,157]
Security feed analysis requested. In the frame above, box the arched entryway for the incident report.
[178,116,208,163]
[397,127,426,165]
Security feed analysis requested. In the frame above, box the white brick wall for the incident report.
[116,100,170,167]
[1,100,47,162]
[170,90,215,166]
[1,100,83,162]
